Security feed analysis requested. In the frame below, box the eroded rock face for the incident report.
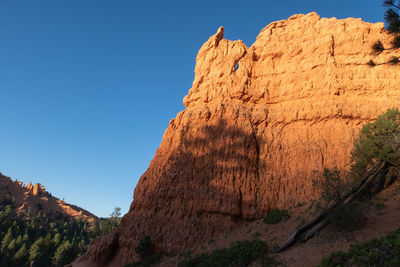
[75,12,400,266]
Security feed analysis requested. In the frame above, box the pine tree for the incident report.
[16,235,22,247]
[22,233,28,243]
[53,232,61,247]
[110,207,122,227]
[52,240,76,267]
[351,108,400,179]
[370,0,400,65]
[28,237,52,267]
[2,228,13,247]
[7,238,16,252]
[14,243,28,266]
[29,237,44,265]
[4,205,13,215]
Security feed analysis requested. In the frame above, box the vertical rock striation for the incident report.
[73,12,400,266]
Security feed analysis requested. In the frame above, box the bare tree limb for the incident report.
[274,161,386,253]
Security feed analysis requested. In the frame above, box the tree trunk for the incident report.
[275,161,386,253]
[375,165,389,194]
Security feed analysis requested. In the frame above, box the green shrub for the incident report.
[263,208,289,224]
[375,202,385,211]
[296,201,307,208]
[313,168,351,209]
[313,169,365,233]
[319,250,350,267]
[318,227,400,266]
[135,236,154,260]
[124,254,161,267]
[351,108,400,181]
[327,202,366,233]
[252,231,260,238]
[178,239,278,267]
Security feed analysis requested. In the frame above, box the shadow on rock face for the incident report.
[127,118,263,252]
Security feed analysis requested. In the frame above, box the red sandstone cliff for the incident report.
[0,173,98,223]
[73,12,400,266]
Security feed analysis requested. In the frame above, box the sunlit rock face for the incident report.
[73,12,400,266]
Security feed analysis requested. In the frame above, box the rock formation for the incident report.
[73,12,400,266]
[25,181,46,196]
[0,173,98,223]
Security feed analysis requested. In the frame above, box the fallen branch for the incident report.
[274,161,386,253]
[301,217,330,242]
[275,213,327,252]
[343,162,386,204]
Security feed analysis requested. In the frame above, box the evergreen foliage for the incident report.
[312,168,367,233]
[370,1,400,65]
[124,254,161,267]
[52,240,77,267]
[124,236,159,267]
[313,168,350,207]
[0,194,122,266]
[91,208,122,236]
[350,108,400,181]
[13,244,28,266]
[135,236,155,260]
[263,208,289,224]
[319,227,400,266]
[177,239,278,267]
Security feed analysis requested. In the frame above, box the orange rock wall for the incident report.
[74,13,400,266]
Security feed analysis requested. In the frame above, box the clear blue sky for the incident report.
[0,0,386,217]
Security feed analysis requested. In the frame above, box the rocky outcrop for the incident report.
[74,12,400,266]
[0,173,98,223]
[26,182,46,196]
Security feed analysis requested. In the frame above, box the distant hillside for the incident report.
[0,173,98,223]
[0,172,121,267]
